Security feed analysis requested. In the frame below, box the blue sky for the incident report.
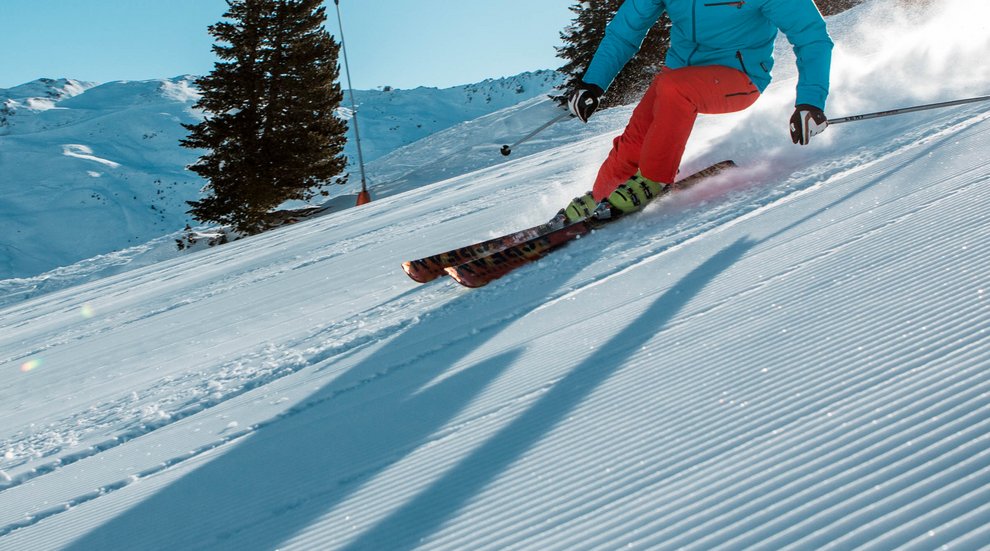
[1,1,573,90]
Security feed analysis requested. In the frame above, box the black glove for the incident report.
[567,81,604,123]
[790,104,828,145]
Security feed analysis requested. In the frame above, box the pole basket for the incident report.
[356,189,372,206]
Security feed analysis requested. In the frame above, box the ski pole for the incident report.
[828,95,990,125]
[500,110,572,156]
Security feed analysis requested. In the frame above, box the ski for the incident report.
[445,160,736,288]
[401,217,566,283]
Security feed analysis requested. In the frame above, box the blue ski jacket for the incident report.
[583,0,834,109]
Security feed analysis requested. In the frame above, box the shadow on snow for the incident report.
[65,234,752,550]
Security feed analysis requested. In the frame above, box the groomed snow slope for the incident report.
[1,1,989,549]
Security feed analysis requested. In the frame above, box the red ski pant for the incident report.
[592,65,760,201]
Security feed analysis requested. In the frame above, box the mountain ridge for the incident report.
[0,70,564,283]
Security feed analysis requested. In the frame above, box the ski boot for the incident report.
[562,192,597,223]
[560,192,618,224]
[559,172,668,225]
[606,171,667,215]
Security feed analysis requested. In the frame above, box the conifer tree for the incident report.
[555,1,670,110]
[182,0,348,234]
[815,0,863,16]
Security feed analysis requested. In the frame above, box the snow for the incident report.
[1,0,989,549]
[0,70,563,286]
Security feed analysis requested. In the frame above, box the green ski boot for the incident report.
[606,172,667,214]
[563,192,598,223]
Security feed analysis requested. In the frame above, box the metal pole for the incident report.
[333,0,370,204]
[828,95,990,125]
[500,110,572,156]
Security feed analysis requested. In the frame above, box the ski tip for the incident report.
[445,266,487,288]
[402,261,440,284]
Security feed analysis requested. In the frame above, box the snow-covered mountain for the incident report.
[0,77,201,280]
[348,70,564,163]
[0,70,564,284]
[2,1,990,549]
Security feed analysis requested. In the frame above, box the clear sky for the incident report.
[0,1,574,90]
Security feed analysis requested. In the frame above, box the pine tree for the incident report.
[181,0,348,234]
[815,0,863,16]
[555,1,670,110]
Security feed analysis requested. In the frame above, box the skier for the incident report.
[563,0,833,222]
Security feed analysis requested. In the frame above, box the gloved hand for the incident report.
[567,81,605,123]
[790,104,828,145]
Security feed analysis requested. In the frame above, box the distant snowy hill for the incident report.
[348,70,564,163]
[0,77,205,281]
[0,78,94,122]
[0,70,564,284]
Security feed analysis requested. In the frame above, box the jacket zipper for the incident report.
[735,51,750,75]
[705,1,745,7]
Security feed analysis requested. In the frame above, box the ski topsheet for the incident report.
[401,218,562,283]
[401,160,736,287]
[445,161,736,288]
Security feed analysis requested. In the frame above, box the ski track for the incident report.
[292,119,986,550]
[0,113,604,491]
[0,277,455,485]
[321,109,990,549]
[527,107,990,313]
[456,254,987,548]
[0,295,564,542]
[3,106,989,546]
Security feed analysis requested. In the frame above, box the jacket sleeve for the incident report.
[761,0,834,110]
[582,0,666,92]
